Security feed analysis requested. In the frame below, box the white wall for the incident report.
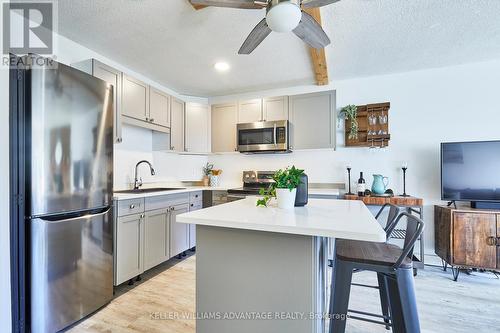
[209,59,500,254]
[114,125,208,190]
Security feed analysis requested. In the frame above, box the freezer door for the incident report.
[29,62,114,216]
[30,207,114,333]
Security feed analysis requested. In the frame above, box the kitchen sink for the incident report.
[114,188,186,194]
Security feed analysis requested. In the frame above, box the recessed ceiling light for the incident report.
[214,62,230,72]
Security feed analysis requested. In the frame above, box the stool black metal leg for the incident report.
[386,276,405,333]
[377,273,391,330]
[396,268,421,333]
[329,259,353,333]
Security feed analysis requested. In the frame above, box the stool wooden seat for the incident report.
[336,239,413,269]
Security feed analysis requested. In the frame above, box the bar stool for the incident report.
[329,212,424,333]
[348,203,401,329]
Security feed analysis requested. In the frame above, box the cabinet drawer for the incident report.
[117,198,145,217]
[145,193,189,211]
[189,201,203,211]
[189,191,202,204]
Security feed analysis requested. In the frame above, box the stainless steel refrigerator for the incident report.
[23,60,114,332]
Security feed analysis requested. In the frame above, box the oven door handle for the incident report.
[273,123,277,147]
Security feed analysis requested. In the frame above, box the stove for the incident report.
[227,171,275,199]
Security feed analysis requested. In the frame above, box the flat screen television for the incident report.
[441,141,500,206]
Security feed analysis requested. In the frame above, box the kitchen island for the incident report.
[177,197,385,333]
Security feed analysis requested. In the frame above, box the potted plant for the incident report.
[256,166,304,209]
[202,162,213,186]
[338,104,358,140]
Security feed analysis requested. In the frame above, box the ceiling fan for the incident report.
[190,0,340,54]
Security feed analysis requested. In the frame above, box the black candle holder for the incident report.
[346,167,354,195]
[401,167,409,197]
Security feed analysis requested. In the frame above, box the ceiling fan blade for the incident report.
[190,0,265,9]
[301,0,341,9]
[238,18,272,54]
[292,11,330,49]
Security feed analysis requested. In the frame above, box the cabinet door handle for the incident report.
[150,118,154,123]
[171,146,175,150]
[130,204,135,209]
[487,236,497,246]
[145,117,149,122]
[190,203,194,207]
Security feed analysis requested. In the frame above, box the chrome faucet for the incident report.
[134,160,156,190]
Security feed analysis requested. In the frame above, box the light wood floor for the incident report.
[70,254,500,333]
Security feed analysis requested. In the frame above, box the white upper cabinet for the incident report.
[263,96,289,121]
[185,103,210,153]
[170,97,185,152]
[238,99,263,123]
[211,103,238,153]
[289,91,336,150]
[149,87,171,128]
[122,74,149,122]
[71,59,123,143]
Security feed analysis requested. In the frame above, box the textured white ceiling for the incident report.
[58,0,500,97]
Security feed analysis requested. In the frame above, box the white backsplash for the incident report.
[114,125,207,190]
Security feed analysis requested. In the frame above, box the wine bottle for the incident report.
[357,172,366,197]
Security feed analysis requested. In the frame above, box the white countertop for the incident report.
[112,186,229,200]
[113,186,339,200]
[176,197,385,241]
[308,188,340,196]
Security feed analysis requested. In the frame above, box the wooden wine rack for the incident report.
[345,102,391,148]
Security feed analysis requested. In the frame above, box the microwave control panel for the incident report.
[276,127,286,143]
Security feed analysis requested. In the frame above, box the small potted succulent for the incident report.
[202,162,213,186]
[257,166,304,209]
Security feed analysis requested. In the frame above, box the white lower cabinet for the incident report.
[115,212,144,286]
[143,208,169,271]
[114,192,202,286]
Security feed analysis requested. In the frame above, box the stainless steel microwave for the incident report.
[237,120,289,153]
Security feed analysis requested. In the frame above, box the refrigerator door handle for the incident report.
[37,206,111,223]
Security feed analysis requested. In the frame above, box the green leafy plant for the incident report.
[202,162,214,176]
[256,166,304,207]
[338,105,358,140]
[256,185,276,207]
[273,166,304,191]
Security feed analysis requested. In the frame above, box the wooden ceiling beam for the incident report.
[189,1,207,10]
[302,7,329,86]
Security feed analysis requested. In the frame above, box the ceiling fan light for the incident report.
[266,1,302,33]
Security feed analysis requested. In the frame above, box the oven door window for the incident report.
[238,128,274,145]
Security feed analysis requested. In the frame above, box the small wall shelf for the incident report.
[345,102,390,148]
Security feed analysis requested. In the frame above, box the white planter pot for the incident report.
[276,188,297,209]
[209,175,219,187]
